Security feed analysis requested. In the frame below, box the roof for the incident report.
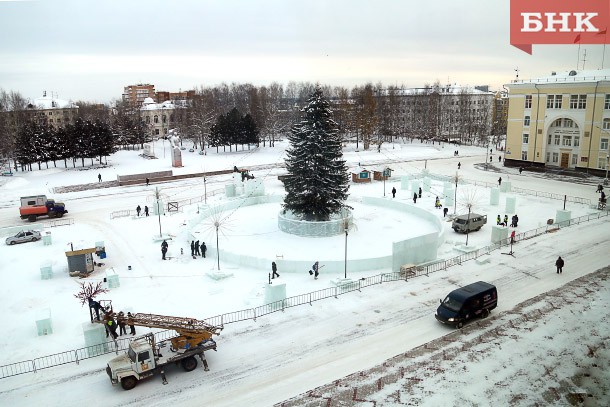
[31,95,78,110]
[507,69,610,86]
[448,281,496,302]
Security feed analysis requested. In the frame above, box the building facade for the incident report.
[122,84,155,107]
[140,97,176,137]
[505,69,610,175]
[27,92,79,129]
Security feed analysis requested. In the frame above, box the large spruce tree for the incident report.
[283,88,350,221]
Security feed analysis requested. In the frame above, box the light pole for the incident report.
[465,204,472,246]
[344,226,348,279]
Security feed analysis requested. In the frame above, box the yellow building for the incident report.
[505,69,610,177]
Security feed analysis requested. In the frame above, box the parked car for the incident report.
[5,230,42,245]
[452,213,487,233]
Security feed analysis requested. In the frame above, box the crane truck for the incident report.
[104,312,223,390]
[19,195,67,222]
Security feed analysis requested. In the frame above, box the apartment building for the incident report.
[27,91,78,129]
[122,84,155,107]
[504,69,610,176]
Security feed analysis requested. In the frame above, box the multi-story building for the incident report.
[377,84,494,142]
[140,97,176,137]
[504,69,610,176]
[122,84,155,107]
[26,91,78,128]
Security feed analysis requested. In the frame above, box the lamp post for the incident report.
[465,204,472,246]
[344,226,348,279]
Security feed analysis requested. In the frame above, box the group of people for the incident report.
[495,213,518,227]
[104,310,136,340]
[88,298,136,339]
[453,150,459,156]
[412,187,422,203]
[191,240,207,258]
[136,205,149,217]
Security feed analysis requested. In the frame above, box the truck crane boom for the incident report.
[128,313,223,351]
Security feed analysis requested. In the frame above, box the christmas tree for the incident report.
[283,88,350,221]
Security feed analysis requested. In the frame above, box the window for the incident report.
[599,156,608,170]
[574,136,580,147]
[162,115,167,123]
[548,135,552,145]
[154,115,159,123]
[524,116,530,126]
[563,119,574,128]
[522,134,529,144]
[554,134,561,145]
[525,95,532,109]
[547,95,562,109]
[570,94,587,109]
[572,154,578,166]
[521,151,528,160]
[552,152,559,163]
[605,94,610,109]
[138,351,150,362]
[601,138,609,151]
[155,129,159,135]
[603,118,610,130]
[546,152,551,162]
[552,119,562,127]
[563,136,572,146]
[145,116,150,123]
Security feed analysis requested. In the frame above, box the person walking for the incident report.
[413,192,417,204]
[190,241,195,257]
[271,261,279,279]
[201,242,207,258]
[98,173,102,182]
[161,240,168,260]
[457,162,461,169]
[496,215,501,225]
[555,256,564,274]
[498,156,502,162]
[195,240,201,256]
[498,177,502,186]
[136,205,141,216]
[117,311,127,336]
[519,167,523,175]
[596,184,603,193]
[418,187,422,198]
[503,214,508,226]
[309,261,320,279]
[443,207,448,217]
[146,177,150,186]
[127,312,136,335]
[144,205,149,216]
[510,230,516,245]
[435,196,441,208]
[391,187,396,198]
[513,214,519,227]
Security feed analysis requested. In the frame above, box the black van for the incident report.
[435,281,497,328]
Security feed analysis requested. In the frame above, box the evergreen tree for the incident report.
[283,88,350,221]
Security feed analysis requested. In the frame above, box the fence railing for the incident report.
[109,189,224,219]
[2,208,608,380]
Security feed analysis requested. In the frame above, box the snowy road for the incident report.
[0,217,608,406]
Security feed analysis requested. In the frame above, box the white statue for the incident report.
[169,133,181,149]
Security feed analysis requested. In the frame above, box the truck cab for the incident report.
[435,281,497,328]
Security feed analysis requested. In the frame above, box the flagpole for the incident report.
[577,42,581,69]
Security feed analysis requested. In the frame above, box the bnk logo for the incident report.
[510,0,609,54]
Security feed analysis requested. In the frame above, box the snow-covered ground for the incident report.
[0,140,608,406]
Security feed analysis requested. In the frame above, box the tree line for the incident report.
[1,81,501,171]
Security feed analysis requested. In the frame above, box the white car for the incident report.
[5,230,42,245]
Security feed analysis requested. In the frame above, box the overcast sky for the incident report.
[0,0,607,103]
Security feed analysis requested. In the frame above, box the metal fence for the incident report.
[2,208,608,380]
[110,189,224,219]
